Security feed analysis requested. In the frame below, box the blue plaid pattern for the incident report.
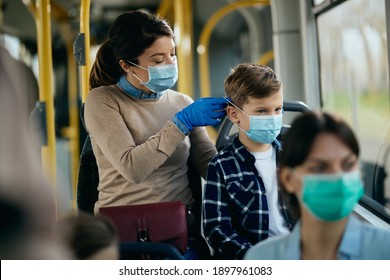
[203,136,291,259]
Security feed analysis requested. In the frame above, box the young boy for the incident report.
[203,63,294,259]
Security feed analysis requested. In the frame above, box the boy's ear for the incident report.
[227,106,239,123]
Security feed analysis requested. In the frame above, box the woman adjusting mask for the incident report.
[85,10,228,260]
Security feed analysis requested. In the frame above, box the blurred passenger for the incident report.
[55,212,119,260]
[0,46,66,259]
[245,112,390,260]
[203,63,295,259]
[85,10,228,258]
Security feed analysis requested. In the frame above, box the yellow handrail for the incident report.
[197,0,269,140]
[51,0,80,210]
[64,41,80,210]
[258,50,274,66]
[174,0,194,98]
[197,0,270,98]
[80,0,91,103]
[157,0,173,18]
[35,0,57,195]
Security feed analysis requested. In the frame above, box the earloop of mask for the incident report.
[223,97,248,116]
[223,97,247,131]
[127,60,148,71]
[126,60,147,84]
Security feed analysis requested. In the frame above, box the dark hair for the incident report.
[224,63,282,108]
[89,10,174,89]
[56,212,118,259]
[280,111,359,168]
[279,111,360,219]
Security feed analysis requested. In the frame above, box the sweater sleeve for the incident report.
[188,126,217,179]
[84,89,187,184]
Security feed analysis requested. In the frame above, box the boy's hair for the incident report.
[224,63,282,108]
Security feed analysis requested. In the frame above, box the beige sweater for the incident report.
[84,85,217,213]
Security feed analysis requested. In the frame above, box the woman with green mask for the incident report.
[245,111,390,260]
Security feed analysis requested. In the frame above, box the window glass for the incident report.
[317,0,390,210]
[312,0,327,6]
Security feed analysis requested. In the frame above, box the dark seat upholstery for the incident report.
[120,242,184,260]
[77,134,99,213]
[76,104,99,213]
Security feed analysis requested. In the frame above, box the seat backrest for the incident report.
[215,100,311,151]
[77,104,99,213]
[77,134,99,213]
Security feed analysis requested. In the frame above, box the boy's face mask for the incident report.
[128,60,178,93]
[225,98,283,144]
[300,170,364,222]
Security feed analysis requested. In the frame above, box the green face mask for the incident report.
[301,170,364,222]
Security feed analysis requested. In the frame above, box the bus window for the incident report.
[316,0,390,210]
[312,0,328,6]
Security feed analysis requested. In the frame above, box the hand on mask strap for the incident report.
[174,97,228,131]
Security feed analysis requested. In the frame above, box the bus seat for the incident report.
[187,158,212,259]
[76,104,99,213]
[215,100,312,151]
[120,242,184,260]
[77,134,99,213]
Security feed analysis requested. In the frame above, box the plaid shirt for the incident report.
[203,137,293,259]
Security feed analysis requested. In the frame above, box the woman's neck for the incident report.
[300,211,347,260]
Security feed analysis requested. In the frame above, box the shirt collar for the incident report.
[117,75,164,100]
[231,137,254,163]
[286,222,302,259]
[231,136,281,163]
[291,216,362,260]
[337,216,362,259]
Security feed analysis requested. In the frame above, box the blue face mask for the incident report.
[243,114,283,144]
[128,61,178,93]
[225,99,283,144]
[301,170,364,222]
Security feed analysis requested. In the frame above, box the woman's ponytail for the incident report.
[89,40,122,89]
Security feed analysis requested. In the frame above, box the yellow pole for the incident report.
[54,20,79,210]
[258,50,274,66]
[197,0,270,98]
[157,0,173,18]
[50,0,80,211]
[35,0,57,192]
[174,0,193,98]
[66,41,80,210]
[80,0,91,103]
